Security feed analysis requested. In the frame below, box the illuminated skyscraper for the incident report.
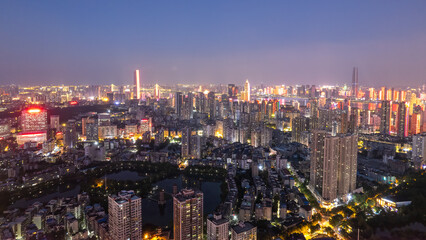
[244,79,251,102]
[108,190,142,240]
[173,189,203,240]
[134,69,141,100]
[154,83,160,99]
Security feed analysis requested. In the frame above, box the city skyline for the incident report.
[1,1,426,87]
[1,1,426,240]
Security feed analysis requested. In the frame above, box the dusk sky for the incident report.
[1,1,426,87]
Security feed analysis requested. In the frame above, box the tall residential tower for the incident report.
[309,131,358,202]
[173,189,203,240]
[108,190,142,240]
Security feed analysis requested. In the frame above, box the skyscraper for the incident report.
[154,83,160,99]
[244,79,251,102]
[208,91,216,118]
[181,127,191,159]
[108,190,142,240]
[397,102,409,138]
[134,69,141,100]
[352,67,358,99]
[173,189,203,240]
[310,131,358,202]
[175,92,183,119]
[380,100,391,135]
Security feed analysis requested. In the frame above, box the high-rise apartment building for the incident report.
[309,131,358,202]
[207,213,229,240]
[181,127,191,159]
[175,92,183,119]
[380,101,391,135]
[208,92,216,118]
[397,102,409,138]
[134,69,141,100]
[108,190,142,240]
[231,222,257,240]
[173,189,203,240]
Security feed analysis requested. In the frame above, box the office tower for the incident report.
[175,92,183,118]
[244,80,251,102]
[309,131,358,202]
[412,134,426,169]
[207,214,229,240]
[352,67,358,98]
[17,107,49,144]
[181,127,191,159]
[231,222,257,240]
[108,190,142,240]
[173,189,203,240]
[21,107,48,132]
[134,69,141,100]
[139,118,151,134]
[50,115,60,131]
[208,91,216,118]
[154,83,160,99]
[397,102,409,138]
[380,101,391,135]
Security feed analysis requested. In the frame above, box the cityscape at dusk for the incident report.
[1,1,426,240]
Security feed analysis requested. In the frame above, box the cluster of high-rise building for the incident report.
[0,67,426,239]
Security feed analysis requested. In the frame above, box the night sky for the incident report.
[1,1,426,87]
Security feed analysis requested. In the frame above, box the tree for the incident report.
[310,224,320,233]
[329,214,344,227]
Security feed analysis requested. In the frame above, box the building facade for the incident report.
[108,190,142,240]
[173,189,203,240]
